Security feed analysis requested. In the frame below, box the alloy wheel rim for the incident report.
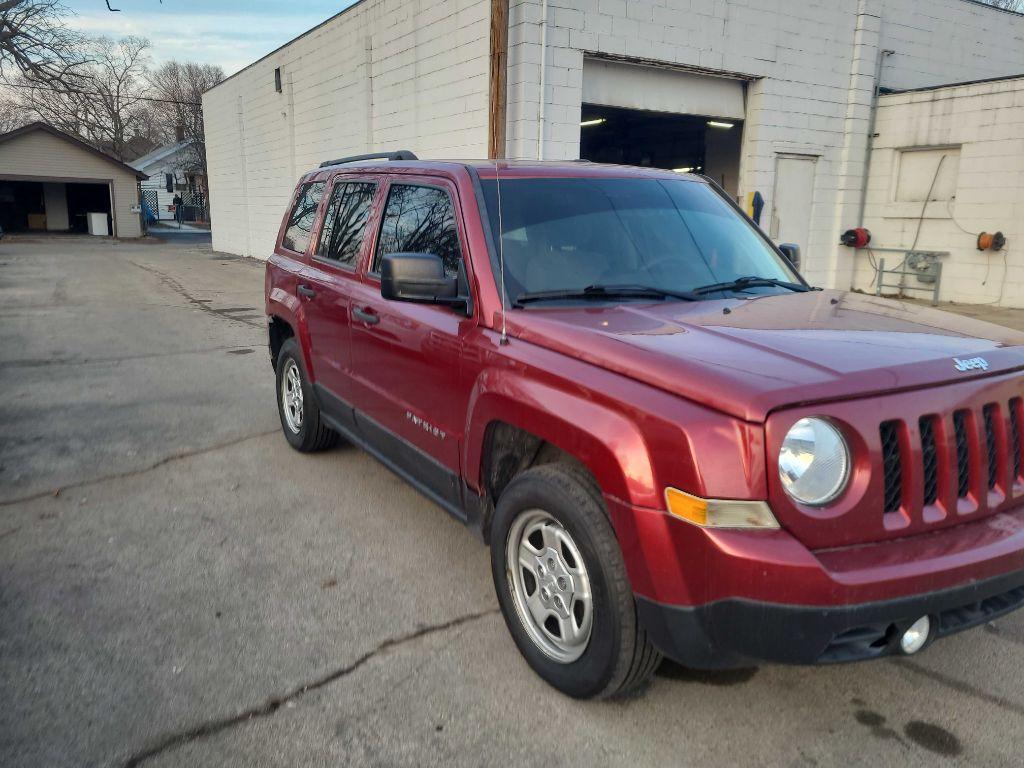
[506,509,593,663]
[281,359,304,433]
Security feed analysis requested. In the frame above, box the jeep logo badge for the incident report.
[953,356,990,372]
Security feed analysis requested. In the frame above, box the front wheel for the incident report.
[490,464,661,698]
[275,338,338,452]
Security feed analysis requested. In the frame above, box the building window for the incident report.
[316,182,377,267]
[373,184,461,277]
[281,181,325,254]
[274,67,282,93]
[894,147,960,203]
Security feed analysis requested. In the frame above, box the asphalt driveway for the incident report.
[1,236,1022,767]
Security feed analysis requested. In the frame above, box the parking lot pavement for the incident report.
[1,236,1023,768]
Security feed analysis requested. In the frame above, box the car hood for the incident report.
[505,290,1024,422]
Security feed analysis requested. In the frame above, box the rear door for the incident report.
[346,176,474,509]
[300,175,381,411]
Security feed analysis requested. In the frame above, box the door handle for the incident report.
[352,306,380,326]
[297,284,316,298]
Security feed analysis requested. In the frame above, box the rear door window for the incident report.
[316,181,377,267]
[281,181,325,253]
[373,184,461,277]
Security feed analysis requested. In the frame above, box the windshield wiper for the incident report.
[691,275,812,296]
[515,284,699,306]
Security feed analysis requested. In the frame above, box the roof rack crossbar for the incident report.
[319,150,418,168]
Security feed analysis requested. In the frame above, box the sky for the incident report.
[62,0,358,75]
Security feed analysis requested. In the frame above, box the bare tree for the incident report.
[147,60,224,181]
[18,35,151,161]
[0,0,86,83]
[0,88,27,131]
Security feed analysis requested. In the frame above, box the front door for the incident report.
[347,177,474,511]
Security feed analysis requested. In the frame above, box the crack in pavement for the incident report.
[0,430,278,508]
[117,608,499,768]
[129,261,264,328]
[890,657,1024,717]
[1,344,264,370]
[983,622,1024,648]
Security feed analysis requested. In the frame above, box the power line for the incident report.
[1,80,201,107]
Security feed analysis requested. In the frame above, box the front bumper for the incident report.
[606,496,1024,668]
[637,568,1024,668]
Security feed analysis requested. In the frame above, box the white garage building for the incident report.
[203,0,1024,303]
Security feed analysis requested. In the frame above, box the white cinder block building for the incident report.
[203,0,1024,305]
[854,75,1024,307]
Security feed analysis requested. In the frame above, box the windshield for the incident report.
[479,177,797,303]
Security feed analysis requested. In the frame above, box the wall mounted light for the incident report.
[707,120,734,129]
[580,118,606,127]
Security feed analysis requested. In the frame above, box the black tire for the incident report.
[490,464,661,699]
[275,338,338,452]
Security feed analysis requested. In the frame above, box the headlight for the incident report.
[779,417,850,506]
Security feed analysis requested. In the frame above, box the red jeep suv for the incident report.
[265,152,1024,699]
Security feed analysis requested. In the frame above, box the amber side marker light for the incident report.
[664,488,780,529]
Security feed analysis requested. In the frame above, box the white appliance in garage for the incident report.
[87,212,109,236]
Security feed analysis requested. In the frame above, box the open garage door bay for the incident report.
[579,59,747,195]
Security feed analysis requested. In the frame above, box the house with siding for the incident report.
[132,136,207,223]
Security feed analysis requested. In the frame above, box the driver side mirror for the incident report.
[380,252,460,304]
[778,243,801,272]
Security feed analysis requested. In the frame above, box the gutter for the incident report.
[536,0,548,160]
[857,48,894,227]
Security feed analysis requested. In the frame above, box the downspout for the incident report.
[536,0,548,160]
[857,47,894,227]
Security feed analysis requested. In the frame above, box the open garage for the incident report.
[578,59,745,196]
[0,122,145,238]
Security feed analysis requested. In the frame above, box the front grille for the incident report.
[984,404,999,490]
[880,421,902,513]
[874,389,1022,528]
[1012,398,1022,482]
[954,410,971,498]
[920,416,939,506]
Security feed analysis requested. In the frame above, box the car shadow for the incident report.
[655,658,759,686]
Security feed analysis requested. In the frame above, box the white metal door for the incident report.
[770,154,816,249]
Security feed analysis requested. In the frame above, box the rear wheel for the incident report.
[275,338,338,452]
[490,464,661,698]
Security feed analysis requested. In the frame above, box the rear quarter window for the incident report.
[281,181,325,253]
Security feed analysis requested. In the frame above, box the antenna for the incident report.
[495,159,509,346]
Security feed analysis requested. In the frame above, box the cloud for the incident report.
[65,10,334,74]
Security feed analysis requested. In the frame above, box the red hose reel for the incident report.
[840,227,871,248]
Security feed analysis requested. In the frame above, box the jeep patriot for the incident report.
[265,152,1024,698]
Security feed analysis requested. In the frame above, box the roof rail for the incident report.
[319,150,418,168]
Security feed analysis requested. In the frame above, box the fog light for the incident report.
[900,616,931,655]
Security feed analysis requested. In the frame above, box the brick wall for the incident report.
[878,0,1024,91]
[202,0,491,258]
[853,77,1024,308]
[204,0,1024,276]
[505,0,1024,288]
